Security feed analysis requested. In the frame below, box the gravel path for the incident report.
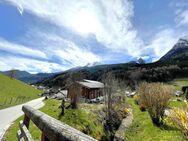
[114,109,133,141]
[0,97,45,140]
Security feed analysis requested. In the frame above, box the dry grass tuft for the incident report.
[138,82,174,125]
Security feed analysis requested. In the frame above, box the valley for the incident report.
[1,36,188,141]
[1,1,188,140]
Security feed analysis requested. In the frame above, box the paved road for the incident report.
[0,97,45,140]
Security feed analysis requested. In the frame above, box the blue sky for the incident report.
[0,0,188,73]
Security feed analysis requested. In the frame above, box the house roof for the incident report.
[77,79,104,89]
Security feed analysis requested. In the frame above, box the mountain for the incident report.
[85,62,102,67]
[38,37,188,89]
[127,58,145,65]
[160,37,188,62]
[2,70,31,78]
[127,60,137,64]
[137,58,145,64]
[1,70,56,84]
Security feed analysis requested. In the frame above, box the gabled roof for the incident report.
[77,79,104,89]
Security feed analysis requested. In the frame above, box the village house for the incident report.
[67,79,104,101]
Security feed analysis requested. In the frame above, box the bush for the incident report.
[167,107,188,139]
[138,82,173,126]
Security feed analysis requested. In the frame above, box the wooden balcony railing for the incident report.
[17,105,97,141]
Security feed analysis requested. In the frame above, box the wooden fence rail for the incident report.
[17,105,97,141]
[17,121,34,141]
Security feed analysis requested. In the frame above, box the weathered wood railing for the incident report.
[17,105,97,141]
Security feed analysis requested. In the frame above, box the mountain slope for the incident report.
[36,36,188,89]
[2,70,31,79]
[160,37,188,62]
[1,70,56,84]
[0,74,42,109]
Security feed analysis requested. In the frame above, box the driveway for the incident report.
[0,97,45,140]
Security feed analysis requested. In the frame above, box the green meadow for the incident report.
[4,99,105,141]
[125,98,184,141]
[0,74,42,109]
[171,79,188,91]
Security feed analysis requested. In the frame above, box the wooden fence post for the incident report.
[3,98,7,105]
[9,97,13,104]
[15,97,18,104]
[41,132,50,141]
[23,114,30,129]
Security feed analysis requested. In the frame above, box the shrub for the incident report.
[167,107,188,139]
[138,82,173,126]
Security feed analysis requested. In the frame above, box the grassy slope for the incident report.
[4,99,105,141]
[169,101,187,109]
[125,98,184,141]
[0,74,42,109]
[171,79,188,90]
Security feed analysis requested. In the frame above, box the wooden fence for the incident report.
[0,96,31,108]
[17,105,97,141]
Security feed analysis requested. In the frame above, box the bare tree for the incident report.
[102,72,127,139]
[8,69,16,79]
[66,72,83,109]
[102,72,114,121]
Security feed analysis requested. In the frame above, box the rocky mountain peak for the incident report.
[174,38,188,50]
[160,36,188,61]
[137,58,145,64]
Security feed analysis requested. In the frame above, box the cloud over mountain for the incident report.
[0,0,187,72]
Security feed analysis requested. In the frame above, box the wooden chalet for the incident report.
[68,79,104,100]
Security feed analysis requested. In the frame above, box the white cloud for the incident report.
[0,61,10,71]
[171,0,188,27]
[0,30,101,72]
[176,10,188,26]
[17,3,24,15]
[146,29,178,59]
[54,45,100,67]
[0,55,65,73]
[139,56,150,60]
[0,38,47,59]
[3,0,185,72]
[34,32,101,67]
[5,0,143,57]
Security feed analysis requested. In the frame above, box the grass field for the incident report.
[171,79,188,90]
[169,100,187,108]
[4,79,188,141]
[4,99,106,141]
[5,98,186,141]
[0,74,42,109]
[125,98,185,141]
